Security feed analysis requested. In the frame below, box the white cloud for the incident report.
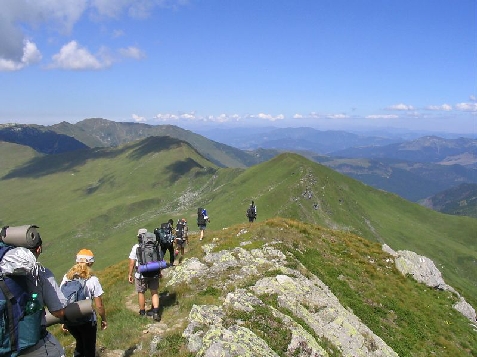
[425,104,452,111]
[153,113,180,122]
[0,0,185,70]
[470,95,477,102]
[49,41,110,70]
[455,102,477,112]
[132,114,146,122]
[0,40,41,71]
[386,103,415,111]
[326,114,349,119]
[252,113,285,122]
[293,114,303,119]
[118,46,146,59]
[366,114,399,119]
[179,113,196,120]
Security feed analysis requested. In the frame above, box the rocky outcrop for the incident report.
[166,241,398,356]
[383,244,477,323]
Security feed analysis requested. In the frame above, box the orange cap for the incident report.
[76,249,94,263]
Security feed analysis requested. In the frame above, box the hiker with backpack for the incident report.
[197,207,210,241]
[60,249,107,357]
[0,225,68,357]
[246,201,257,222]
[174,218,188,264]
[155,219,175,267]
[128,228,161,321]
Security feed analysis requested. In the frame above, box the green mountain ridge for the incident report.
[2,137,477,355]
[3,118,477,214]
[51,118,277,168]
[1,137,476,308]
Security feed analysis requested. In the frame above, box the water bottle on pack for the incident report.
[25,293,42,315]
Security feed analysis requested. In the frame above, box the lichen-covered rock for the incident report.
[179,244,398,357]
[165,257,208,287]
[252,274,398,357]
[394,250,446,289]
[384,245,477,324]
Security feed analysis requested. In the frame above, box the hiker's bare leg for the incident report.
[151,290,159,309]
[138,292,146,310]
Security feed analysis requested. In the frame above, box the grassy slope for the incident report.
[1,143,476,308]
[50,219,477,357]
[0,141,41,172]
[1,136,219,275]
[51,119,257,168]
[218,154,477,306]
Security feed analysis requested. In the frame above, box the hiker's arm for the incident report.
[49,308,66,319]
[94,296,107,330]
[128,259,135,283]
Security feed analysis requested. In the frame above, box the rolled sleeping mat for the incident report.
[1,225,42,249]
[137,261,168,274]
[45,299,94,327]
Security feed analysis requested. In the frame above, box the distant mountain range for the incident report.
[1,118,476,217]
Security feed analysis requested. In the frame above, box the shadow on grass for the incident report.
[159,290,178,317]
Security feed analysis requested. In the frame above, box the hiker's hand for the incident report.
[61,324,69,333]
[128,274,134,284]
[101,320,108,330]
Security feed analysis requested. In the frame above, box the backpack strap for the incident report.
[0,245,13,260]
[0,278,17,352]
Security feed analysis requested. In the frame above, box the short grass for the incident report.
[1,143,476,313]
[50,219,476,356]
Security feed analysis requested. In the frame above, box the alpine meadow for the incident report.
[1,135,477,356]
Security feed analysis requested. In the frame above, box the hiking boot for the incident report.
[139,310,146,316]
[153,312,161,322]
[146,309,154,316]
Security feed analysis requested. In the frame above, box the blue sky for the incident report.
[0,0,476,134]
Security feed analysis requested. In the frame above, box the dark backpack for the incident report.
[154,223,173,248]
[0,244,42,357]
[60,278,93,326]
[175,221,186,240]
[247,205,257,218]
[137,232,162,277]
[197,207,206,225]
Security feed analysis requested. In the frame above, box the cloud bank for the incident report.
[0,0,180,71]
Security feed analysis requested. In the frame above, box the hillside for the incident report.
[0,141,42,173]
[315,156,477,202]
[420,183,477,218]
[51,219,477,356]
[1,139,476,309]
[0,123,88,154]
[51,118,277,168]
[5,118,477,210]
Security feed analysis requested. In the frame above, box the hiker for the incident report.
[160,219,175,267]
[197,207,210,241]
[60,249,107,357]
[128,228,160,321]
[174,218,188,264]
[246,201,257,223]
[22,235,68,357]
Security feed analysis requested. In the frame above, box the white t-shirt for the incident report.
[60,275,104,322]
[129,244,141,279]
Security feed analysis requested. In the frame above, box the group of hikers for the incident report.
[128,217,191,322]
[0,225,107,357]
[0,202,257,357]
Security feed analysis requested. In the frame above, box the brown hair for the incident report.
[66,262,94,280]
